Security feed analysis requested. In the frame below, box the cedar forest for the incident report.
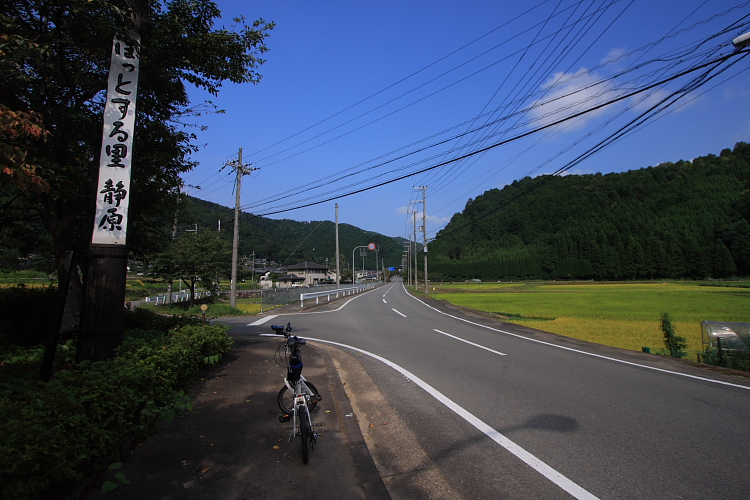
[428,142,750,282]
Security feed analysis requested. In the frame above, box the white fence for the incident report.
[144,290,210,305]
[299,284,377,307]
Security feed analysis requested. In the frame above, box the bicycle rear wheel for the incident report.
[299,408,310,464]
[277,381,319,414]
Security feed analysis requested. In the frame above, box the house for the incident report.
[285,262,330,286]
[276,273,306,289]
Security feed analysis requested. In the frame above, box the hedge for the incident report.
[0,323,234,499]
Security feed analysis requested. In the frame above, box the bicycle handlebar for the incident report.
[271,322,293,335]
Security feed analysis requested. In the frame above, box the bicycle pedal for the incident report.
[310,394,322,403]
[279,414,291,423]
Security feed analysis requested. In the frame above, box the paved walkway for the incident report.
[87,328,389,500]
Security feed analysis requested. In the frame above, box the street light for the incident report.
[733,31,750,49]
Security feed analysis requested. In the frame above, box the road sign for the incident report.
[368,243,376,250]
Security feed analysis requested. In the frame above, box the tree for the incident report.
[152,229,231,307]
[0,0,274,274]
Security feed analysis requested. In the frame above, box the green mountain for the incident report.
[429,142,750,281]
[179,196,405,271]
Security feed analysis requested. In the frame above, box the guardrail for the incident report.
[144,290,210,305]
[299,284,378,307]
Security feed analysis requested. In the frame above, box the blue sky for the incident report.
[181,0,750,243]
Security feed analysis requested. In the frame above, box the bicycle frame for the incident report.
[287,377,314,443]
[273,323,319,463]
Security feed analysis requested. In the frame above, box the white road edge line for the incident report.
[392,308,407,318]
[434,329,506,356]
[249,315,277,326]
[383,298,387,304]
[404,283,750,391]
[304,336,599,500]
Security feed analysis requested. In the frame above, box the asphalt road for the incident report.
[236,278,750,499]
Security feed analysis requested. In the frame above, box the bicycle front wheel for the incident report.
[299,408,310,464]
[277,381,319,414]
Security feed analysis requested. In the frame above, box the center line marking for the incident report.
[392,308,407,317]
[434,329,506,356]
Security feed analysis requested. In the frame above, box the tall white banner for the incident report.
[92,32,141,245]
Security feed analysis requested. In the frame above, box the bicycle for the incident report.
[272,322,321,463]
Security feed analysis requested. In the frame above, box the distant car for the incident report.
[291,282,306,288]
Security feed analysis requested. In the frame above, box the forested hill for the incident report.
[430,142,750,281]
[180,197,405,270]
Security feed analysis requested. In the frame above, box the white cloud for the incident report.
[629,88,671,112]
[396,205,449,227]
[427,214,451,226]
[527,68,619,132]
[601,47,627,66]
[723,81,750,101]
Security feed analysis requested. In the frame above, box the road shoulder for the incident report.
[318,344,463,500]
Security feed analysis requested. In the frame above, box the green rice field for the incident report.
[430,282,750,354]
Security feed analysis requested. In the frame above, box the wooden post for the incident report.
[77,245,128,362]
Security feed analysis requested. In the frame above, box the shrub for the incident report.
[145,303,245,317]
[0,323,234,499]
[701,347,750,372]
[123,306,201,331]
[125,287,152,300]
[660,312,687,358]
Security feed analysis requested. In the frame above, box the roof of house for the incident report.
[286,261,328,270]
[277,273,305,282]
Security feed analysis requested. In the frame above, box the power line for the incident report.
[241,8,748,214]
[248,48,748,218]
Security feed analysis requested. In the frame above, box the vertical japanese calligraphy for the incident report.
[92,32,141,245]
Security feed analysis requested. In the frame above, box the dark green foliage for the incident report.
[0,310,234,499]
[0,0,274,273]
[700,347,750,372]
[660,313,687,358]
[431,143,750,281]
[0,285,56,347]
[145,302,245,317]
[149,229,232,306]
[123,306,201,331]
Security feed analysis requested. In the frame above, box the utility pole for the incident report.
[228,148,256,307]
[406,244,410,286]
[250,251,255,283]
[412,210,417,290]
[414,186,428,295]
[335,204,340,286]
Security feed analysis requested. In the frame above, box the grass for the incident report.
[432,281,750,354]
[138,298,279,316]
[0,271,54,287]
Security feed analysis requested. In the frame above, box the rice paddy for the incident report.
[431,282,750,354]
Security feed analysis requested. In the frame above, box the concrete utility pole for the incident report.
[250,251,255,283]
[229,148,256,307]
[412,210,418,290]
[415,186,428,295]
[335,204,340,286]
